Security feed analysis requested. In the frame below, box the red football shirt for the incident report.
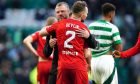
[31,31,52,59]
[46,19,89,71]
[121,33,140,58]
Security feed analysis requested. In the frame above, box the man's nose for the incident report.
[59,12,63,15]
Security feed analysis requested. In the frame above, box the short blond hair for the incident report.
[55,2,70,11]
[46,16,57,26]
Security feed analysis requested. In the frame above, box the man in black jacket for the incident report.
[44,2,70,84]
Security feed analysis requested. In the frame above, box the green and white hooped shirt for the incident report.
[89,20,122,57]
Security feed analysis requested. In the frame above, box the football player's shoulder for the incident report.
[89,21,97,27]
[108,22,118,29]
[108,22,119,33]
[79,22,87,28]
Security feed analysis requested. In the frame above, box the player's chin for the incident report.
[59,16,66,20]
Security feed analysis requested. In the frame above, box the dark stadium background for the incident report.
[0,0,139,84]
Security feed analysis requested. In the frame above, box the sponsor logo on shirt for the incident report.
[62,50,78,56]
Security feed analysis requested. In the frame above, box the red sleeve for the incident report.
[121,33,140,58]
[46,22,58,35]
[31,31,39,41]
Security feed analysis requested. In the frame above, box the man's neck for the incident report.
[70,14,81,21]
[102,16,111,22]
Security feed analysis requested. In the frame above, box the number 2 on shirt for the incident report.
[64,31,75,48]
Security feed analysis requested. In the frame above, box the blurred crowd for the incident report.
[0,0,140,84]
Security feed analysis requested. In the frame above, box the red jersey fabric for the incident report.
[46,19,89,71]
[121,33,140,58]
[31,31,52,59]
[56,69,88,84]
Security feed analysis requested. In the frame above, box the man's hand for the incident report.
[49,38,57,48]
[75,28,90,39]
[113,50,121,58]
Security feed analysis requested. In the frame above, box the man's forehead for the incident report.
[55,5,68,11]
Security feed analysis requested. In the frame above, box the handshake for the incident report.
[112,50,121,58]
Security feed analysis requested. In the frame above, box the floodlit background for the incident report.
[0,0,140,84]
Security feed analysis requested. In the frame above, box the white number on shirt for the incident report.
[64,31,75,48]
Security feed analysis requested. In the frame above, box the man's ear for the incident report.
[108,12,112,18]
[79,12,83,17]
[110,11,115,18]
